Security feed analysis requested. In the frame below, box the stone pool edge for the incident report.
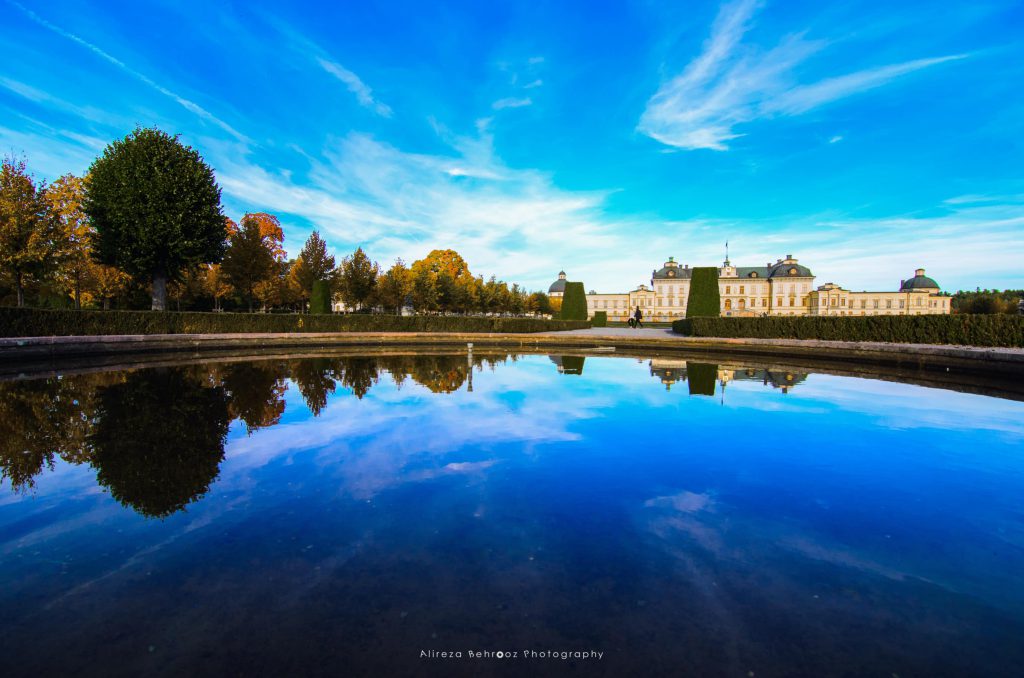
[1,331,1022,378]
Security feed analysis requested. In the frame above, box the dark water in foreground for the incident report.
[1,352,1023,677]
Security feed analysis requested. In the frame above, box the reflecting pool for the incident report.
[2,352,1023,677]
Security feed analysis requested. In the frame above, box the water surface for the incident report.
[2,352,1023,677]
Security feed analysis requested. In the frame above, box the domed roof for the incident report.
[900,269,940,291]
[548,270,567,293]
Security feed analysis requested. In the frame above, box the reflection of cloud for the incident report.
[224,357,616,499]
[645,490,713,513]
[789,375,1024,435]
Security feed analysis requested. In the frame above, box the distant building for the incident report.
[547,270,568,298]
[549,257,951,323]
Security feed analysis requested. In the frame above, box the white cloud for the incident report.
[317,58,393,118]
[9,2,249,143]
[492,96,533,110]
[212,124,700,291]
[638,0,965,150]
[828,135,843,144]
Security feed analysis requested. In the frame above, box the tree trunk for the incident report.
[74,272,82,310]
[103,297,111,310]
[16,271,24,308]
[152,272,168,311]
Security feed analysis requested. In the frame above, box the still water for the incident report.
[1,351,1023,677]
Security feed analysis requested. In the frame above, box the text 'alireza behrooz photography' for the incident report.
[1,0,1023,676]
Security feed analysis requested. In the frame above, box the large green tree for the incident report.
[85,128,226,310]
[221,213,276,311]
[0,156,61,307]
[338,247,379,311]
[293,230,336,298]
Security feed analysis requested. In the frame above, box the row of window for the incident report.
[654,284,811,295]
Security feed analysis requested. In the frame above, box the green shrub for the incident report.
[560,282,588,321]
[686,267,720,318]
[591,311,607,327]
[672,314,1024,347]
[0,307,591,337]
[310,280,331,315]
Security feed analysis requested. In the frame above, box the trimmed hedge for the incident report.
[686,267,720,318]
[310,280,331,314]
[672,314,1024,347]
[0,307,591,337]
[560,282,588,321]
[591,311,607,327]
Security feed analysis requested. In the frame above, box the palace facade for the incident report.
[548,256,951,323]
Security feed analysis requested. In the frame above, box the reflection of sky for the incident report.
[2,354,1024,676]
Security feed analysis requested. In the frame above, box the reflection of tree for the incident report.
[408,355,468,393]
[89,369,230,519]
[222,362,287,433]
[338,357,379,400]
[289,358,340,416]
[0,374,115,491]
[687,363,717,397]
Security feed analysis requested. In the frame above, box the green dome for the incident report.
[901,270,940,291]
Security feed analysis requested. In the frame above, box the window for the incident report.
[841,298,846,307]
[725,285,731,294]
[777,297,783,307]
[724,299,732,309]
[886,300,892,309]
[860,299,866,309]
[873,300,879,309]
[899,300,905,309]
[739,285,745,294]
[739,299,746,309]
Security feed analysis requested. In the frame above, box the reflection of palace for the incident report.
[549,256,951,323]
[649,359,808,394]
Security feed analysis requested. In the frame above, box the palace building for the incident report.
[549,256,951,323]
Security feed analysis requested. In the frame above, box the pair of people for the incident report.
[627,306,644,328]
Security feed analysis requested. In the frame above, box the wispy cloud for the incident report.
[317,58,393,118]
[492,96,532,110]
[638,0,966,150]
[828,135,843,144]
[7,1,249,143]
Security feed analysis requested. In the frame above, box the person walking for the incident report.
[633,305,643,328]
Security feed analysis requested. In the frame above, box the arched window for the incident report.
[738,298,746,309]
[724,299,732,310]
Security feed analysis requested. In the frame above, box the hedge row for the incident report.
[591,311,607,327]
[672,314,1024,347]
[0,307,590,337]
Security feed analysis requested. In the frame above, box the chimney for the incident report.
[915,268,925,276]
[786,253,793,260]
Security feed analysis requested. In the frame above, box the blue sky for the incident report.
[2,0,1022,293]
